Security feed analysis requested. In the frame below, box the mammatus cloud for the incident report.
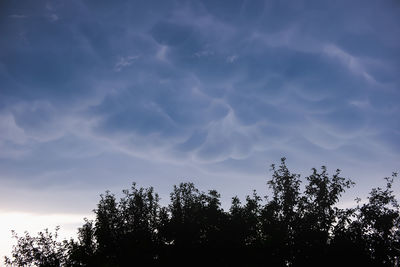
[0,0,399,215]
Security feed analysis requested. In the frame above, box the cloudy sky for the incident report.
[0,0,399,259]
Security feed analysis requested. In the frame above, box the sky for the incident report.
[1,0,400,261]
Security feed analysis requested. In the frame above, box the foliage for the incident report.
[5,227,68,267]
[5,158,400,266]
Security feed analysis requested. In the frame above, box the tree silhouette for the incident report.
[5,158,400,266]
[5,227,68,266]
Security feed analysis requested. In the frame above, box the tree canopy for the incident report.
[5,158,400,266]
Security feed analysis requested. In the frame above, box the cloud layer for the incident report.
[0,0,399,215]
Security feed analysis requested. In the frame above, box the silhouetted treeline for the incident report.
[5,158,400,266]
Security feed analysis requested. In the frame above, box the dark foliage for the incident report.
[5,158,400,266]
